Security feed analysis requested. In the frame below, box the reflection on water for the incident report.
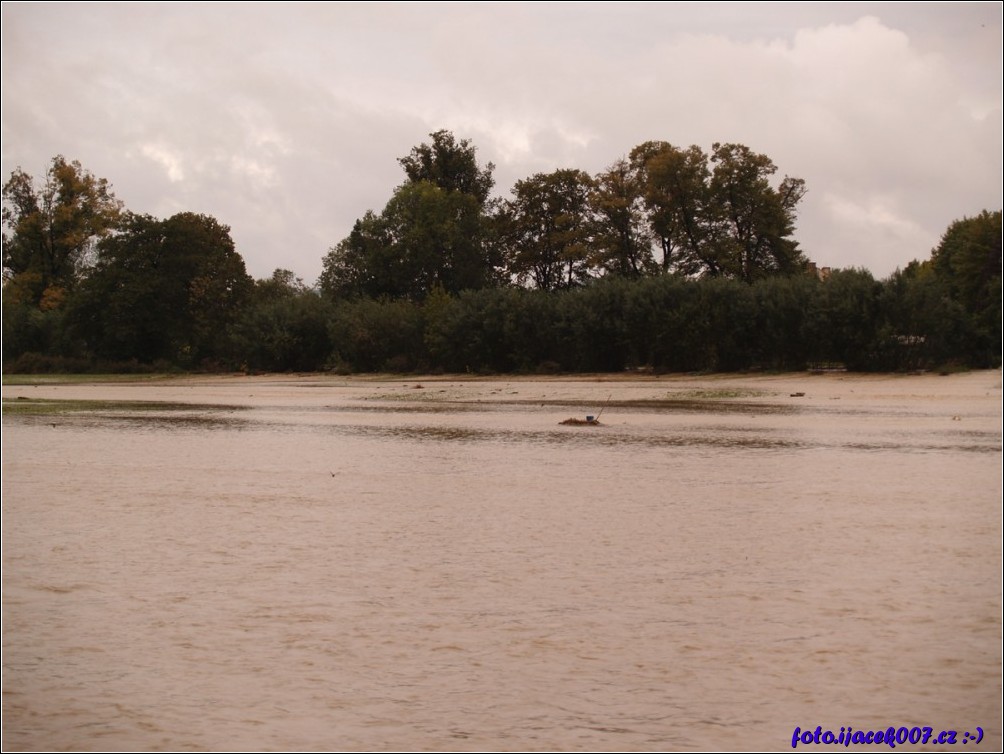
[2,397,246,414]
[334,422,805,450]
[2,375,1001,751]
[359,396,798,415]
[6,396,1002,453]
[3,397,251,432]
[18,412,253,432]
[332,422,999,453]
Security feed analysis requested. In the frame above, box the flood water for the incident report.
[2,372,1001,751]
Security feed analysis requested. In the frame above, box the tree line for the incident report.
[319,131,807,299]
[2,138,1000,374]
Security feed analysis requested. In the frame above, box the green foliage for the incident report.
[323,133,812,302]
[806,268,882,370]
[328,297,425,372]
[589,160,656,278]
[626,141,807,280]
[321,131,499,301]
[556,282,629,372]
[399,130,495,208]
[69,212,252,367]
[320,182,494,301]
[307,235,1001,375]
[2,293,73,363]
[875,263,969,370]
[750,275,818,369]
[630,141,711,275]
[503,168,595,291]
[424,287,506,373]
[319,210,388,300]
[873,209,1002,371]
[232,270,333,372]
[930,210,1001,367]
[4,147,996,376]
[708,143,808,281]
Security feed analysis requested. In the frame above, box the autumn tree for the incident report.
[629,141,711,275]
[627,141,807,280]
[589,158,656,278]
[502,168,595,291]
[2,156,123,309]
[708,142,807,282]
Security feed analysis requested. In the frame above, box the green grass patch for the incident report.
[2,397,244,415]
[2,373,180,386]
[670,387,772,400]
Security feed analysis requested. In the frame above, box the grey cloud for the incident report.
[3,2,1000,283]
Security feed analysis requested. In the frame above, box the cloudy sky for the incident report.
[2,2,1000,284]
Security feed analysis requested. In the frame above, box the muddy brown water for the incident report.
[2,372,1001,751]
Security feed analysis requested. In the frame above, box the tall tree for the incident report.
[319,210,391,300]
[398,129,495,207]
[503,168,595,291]
[629,142,710,275]
[322,130,500,301]
[590,158,656,278]
[628,141,807,280]
[708,142,807,282]
[382,180,492,296]
[320,181,493,301]
[71,212,251,365]
[2,156,123,309]
[929,209,1002,366]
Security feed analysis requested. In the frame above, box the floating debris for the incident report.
[559,417,602,426]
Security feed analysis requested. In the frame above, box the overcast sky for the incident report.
[2,2,1001,284]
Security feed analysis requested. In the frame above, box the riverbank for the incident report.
[4,368,1000,415]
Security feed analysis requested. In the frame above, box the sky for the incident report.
[2,2,1001,285]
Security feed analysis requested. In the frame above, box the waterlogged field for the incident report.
[2,371,1001,751]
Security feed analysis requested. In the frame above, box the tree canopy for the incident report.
[502,168,595,291]
[2,155,123,309]
[627,141,808,281]
[70,212,252,365]
[3,146,998,375]
[589,158,656,278]
[321,132,811,301]
[321,131,500,301]
[398,129,496,207]
[929,210,1002,366]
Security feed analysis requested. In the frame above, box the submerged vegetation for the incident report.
[3,139,1000,375]
[1,397,245,415]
